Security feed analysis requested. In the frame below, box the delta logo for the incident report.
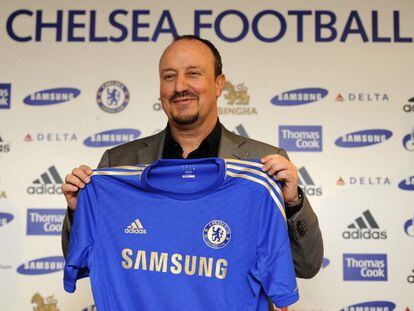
[340,301,396,311]
[0,212,14,227]
[335,129,392,148]
[279,126,322,152]
[27,209,66,235]
[342,210,387,240]
[335,92,390,103]
[402,128,414,151]
[343,254,387,281]
[23,88,80,106]
[398,176,414,191]
[16,256,65,275]
[27,166,63,195]
[336,176,391,186]
[84,129,141,147]
[24,133,78,142]
[298,167,322,196]
[271,88,328,106]
[218,81,257,115]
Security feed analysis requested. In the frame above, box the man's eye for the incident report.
[163,74,174,80]
[189,71,200,76]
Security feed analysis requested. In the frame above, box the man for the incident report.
[61,35,323,280]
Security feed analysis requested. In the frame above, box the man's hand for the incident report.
[61,165,93,211]
[261,154,299,205]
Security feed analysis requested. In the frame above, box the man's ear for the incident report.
[215,74,226,97]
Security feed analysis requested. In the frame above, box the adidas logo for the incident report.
[27,166,63,195]
[298,167,322,196]
[342,210,387,240]
[0,135,10,153]
[233,124,249,138]
[125,219,147,235]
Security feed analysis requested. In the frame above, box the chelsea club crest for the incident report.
[96,80,129,113]
[203,220,231,249]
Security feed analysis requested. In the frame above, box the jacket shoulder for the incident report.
[220,125,288,159]
[99,131,164,167]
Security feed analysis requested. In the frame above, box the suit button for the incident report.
[297,221,307,236]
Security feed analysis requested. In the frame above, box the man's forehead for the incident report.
[159,39,215,69]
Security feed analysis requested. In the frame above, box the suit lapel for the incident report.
[137,130,166,164]
[218,125,249,159]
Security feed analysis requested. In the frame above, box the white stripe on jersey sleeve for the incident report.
[226,170,286,222]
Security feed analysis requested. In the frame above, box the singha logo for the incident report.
[31,293,59,311]
[223,81,250,105]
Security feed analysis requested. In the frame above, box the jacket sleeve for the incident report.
[277,148,324,279]
[61,150,110,258]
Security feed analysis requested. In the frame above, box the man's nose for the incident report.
[175,74,188,92]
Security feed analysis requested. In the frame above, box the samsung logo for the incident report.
[341,301,396,311]
[343,254,387,281]
[335,129,392,148]
[398,176,414,191]
[23,88,80,106]
[271,88,328,106]
[16,256,65,275]
[27,209,66,235]
[84,129,141,147]
[0,212,14,227]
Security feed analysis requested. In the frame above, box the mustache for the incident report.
[169,91,198,102]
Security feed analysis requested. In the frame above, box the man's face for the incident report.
[159,39,224,127]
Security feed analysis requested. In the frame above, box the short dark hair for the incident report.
[174,35,223,77]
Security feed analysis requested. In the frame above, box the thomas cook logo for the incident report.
[271,88,328,106]
[0,83,11,109]
[335,129,392,148]
[203,220,231,249]
[97,80,129,113]
[23,88,80,106]
[125,218,147,234]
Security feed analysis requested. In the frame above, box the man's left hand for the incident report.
[261,154,299,205]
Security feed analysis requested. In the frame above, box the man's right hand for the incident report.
[62,165,93,211]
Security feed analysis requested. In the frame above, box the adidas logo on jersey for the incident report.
[27,166,63,195]
[298,167,322,196]
[125,219,147,235]
[342,210,387,240]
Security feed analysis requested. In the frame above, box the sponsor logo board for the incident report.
[23,88,80,106]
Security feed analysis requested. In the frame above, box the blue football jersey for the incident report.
[64,158,299,310]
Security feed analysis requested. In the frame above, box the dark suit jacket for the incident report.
[62,124,323,278]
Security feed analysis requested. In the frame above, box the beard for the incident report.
[168,91,200,126]
[171,111,199,126]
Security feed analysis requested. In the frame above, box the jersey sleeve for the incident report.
[249,187,299,307]
[63,180,99,293]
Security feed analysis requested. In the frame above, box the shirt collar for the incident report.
[163,119,221,159]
